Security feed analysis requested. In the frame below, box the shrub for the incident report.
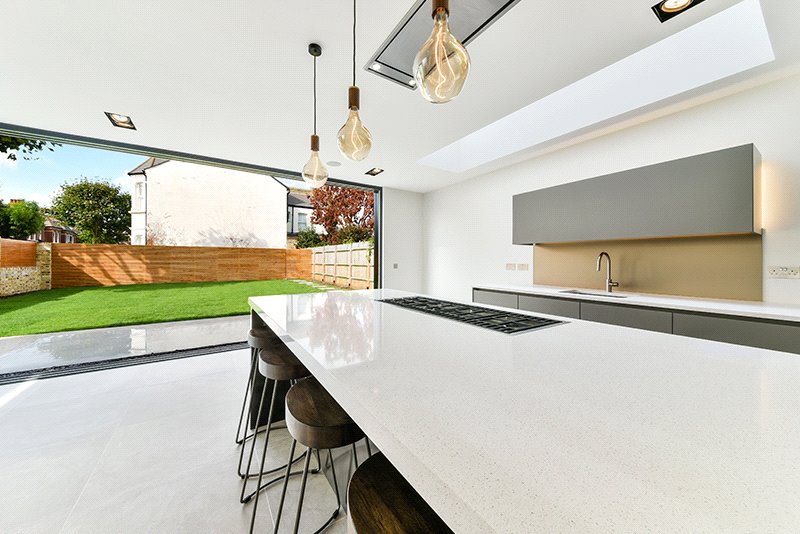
[334,225,373,244]
[294,227,325,249]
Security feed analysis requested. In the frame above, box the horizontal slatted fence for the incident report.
[0,239,37,268]
[51,244,310,288]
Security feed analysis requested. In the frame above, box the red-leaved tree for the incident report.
[309,185,374,243]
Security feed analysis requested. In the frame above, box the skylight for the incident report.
[418,0,774,173]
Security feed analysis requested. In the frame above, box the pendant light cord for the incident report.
[313,54,317,135]
[352,0,357,87]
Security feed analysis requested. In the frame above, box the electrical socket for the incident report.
[516,263,529,271]
[768,266,800,279]
[505,263,517,271]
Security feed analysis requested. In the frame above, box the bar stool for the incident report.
[235,328,278,447]
[236,328,283,479]
[347,453,453,534]
[270,377,367,534]
[240,334,312,505]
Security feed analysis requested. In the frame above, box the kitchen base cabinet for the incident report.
[519,295,580,319]
[673,313,800,354]
[580,302,673,333]
[472,289,518,309]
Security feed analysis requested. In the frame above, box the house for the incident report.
[286,191,325,247]
[128,158,288,248]
[32,217,78,244]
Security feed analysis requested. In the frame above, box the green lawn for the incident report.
[0,280,327,337]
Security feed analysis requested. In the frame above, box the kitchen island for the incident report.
[249,289,800,533]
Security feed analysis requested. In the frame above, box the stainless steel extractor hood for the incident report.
[365,0,522,89]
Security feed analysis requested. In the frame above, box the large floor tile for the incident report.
[0,350,357,533]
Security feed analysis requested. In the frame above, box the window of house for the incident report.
[134,182,145,211]
[298,212,308,231]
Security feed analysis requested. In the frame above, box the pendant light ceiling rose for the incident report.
[308,43,322,57]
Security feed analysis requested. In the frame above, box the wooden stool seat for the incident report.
[247,328,280,350]
[347,453,453,534]
[286,377,364,451]
[258,342,309,382]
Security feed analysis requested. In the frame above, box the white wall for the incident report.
[143,161,287,248]
[422,73,800,306]
[382,188,424,293]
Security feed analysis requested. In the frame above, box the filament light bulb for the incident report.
[302,135,329,188]
[337,86,372,161]
[413,2,470,104]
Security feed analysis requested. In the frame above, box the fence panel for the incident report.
[50,244,309,289]
[0,239,37,268]
[311,241,374,289]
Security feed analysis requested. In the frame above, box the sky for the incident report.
[0,142,310,207]
[0,143,147,207]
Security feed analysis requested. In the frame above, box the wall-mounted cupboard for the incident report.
[512,144,762,245]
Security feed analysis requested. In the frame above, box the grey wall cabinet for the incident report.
[580,302,673,334]
[518,295,580,319]
[673,313,800,354]
[512,144,762,244]
[472,289,518,309]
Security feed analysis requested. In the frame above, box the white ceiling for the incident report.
[1,0,799,193]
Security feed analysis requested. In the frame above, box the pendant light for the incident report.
[413,0,470,104]
[302,43,329,188]
[337,0,372,161]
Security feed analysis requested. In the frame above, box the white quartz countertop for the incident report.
[250,290,800,533]
[475,283,800,323]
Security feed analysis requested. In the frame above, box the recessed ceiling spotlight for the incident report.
[327,160,342,167]
[652,0,705,22]
[105,112,136,130]
[372,63,382,71]
[408,79,417,86]
[365,168,384,176]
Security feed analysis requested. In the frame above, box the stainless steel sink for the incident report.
[560,289,627,299]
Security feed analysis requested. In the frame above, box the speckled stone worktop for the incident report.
[474,283,800,323]
[250,289,800,533]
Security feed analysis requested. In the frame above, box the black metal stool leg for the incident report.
[245,379,280,511]
[292,446,314,534]
[235,347,259,445]
[352,443,359,469]
[272,439,297,534]
[240,376,270,492]
[365,438,372,458]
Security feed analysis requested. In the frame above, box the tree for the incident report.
[0,136,60,161]
[309,185,374,243]
[3,200,45,240]
[0,200,10,237]
[50,179,131,244]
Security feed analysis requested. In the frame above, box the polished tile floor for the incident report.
[0,350,348,533]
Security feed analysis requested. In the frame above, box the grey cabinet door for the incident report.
[518,295,580,319]
[472,290,518,309]
[581,302,673,333]
[673,313,800,354]
[512,144,760,244]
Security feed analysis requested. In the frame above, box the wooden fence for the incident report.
[0,238,37,268]
[312,241,374,289]
[50,244,312,289]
